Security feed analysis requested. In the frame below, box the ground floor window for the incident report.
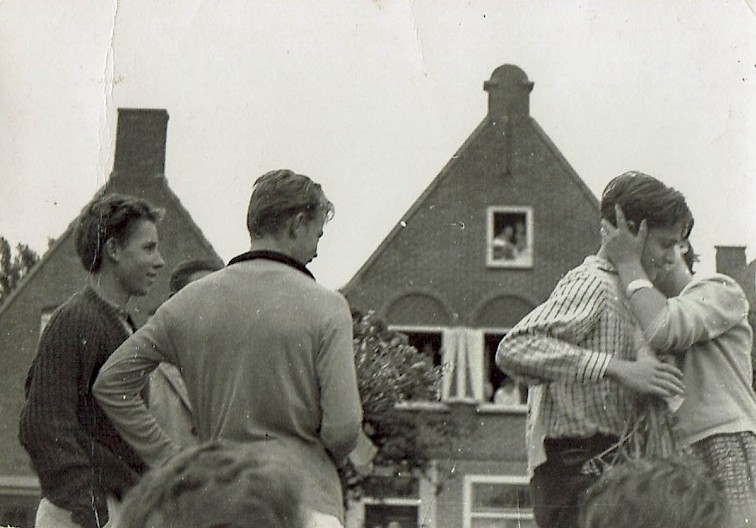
[396,328,443,367]
[390,327,528,406]
[347,474,421,528]
[364,503,419,528]
[463,475,535,528]
[483,332,527,406]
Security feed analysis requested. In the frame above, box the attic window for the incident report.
[486,206,533,268]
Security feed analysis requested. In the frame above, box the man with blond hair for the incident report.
[95,169,363,528]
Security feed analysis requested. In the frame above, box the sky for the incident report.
[1,0,754,289]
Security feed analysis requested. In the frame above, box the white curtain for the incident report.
[441,327,484,401]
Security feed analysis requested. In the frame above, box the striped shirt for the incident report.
[496,255,639,476]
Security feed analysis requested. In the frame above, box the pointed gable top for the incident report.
[342,65,598,299]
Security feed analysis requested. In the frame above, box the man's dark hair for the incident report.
[246,169,334,239]
[74,193,164,273]
[600,171,694,239]
[119,440,305,528]
[682,241,699,273]
[169,259,223,296]
[579,457,729,528]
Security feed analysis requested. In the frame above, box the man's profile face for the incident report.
[640,223,684,282]
[294,211,327,265]
[113,219,165,296]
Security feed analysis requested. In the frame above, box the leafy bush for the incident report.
[340,310,442,502]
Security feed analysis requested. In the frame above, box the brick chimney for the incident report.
[483,64,534,119]
[112,108,169,181]
[715,246,747,279]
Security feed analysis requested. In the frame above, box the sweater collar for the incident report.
[227,250,315,280]
[82,285,136,331]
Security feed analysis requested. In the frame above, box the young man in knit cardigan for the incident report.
[19,193,166,528]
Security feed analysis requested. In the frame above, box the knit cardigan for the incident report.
[19,287,146,528]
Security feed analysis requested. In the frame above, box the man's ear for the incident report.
[286,213,306,239]
[104,237,121,263]
[291,212,308,236]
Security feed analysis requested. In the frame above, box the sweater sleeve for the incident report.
[316,294,363,461]
[496,269,613,385]
[93,307,183,467]
[645,274,750,352]
[18,308,110,528]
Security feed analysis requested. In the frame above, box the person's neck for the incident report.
[87,271,131,310]
[248,238,298,262]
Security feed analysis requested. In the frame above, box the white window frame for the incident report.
[389,325,528,410]
[463,474,534,528]
[346,470,425,528]
[391,325,449,403]
[486,206,534,269]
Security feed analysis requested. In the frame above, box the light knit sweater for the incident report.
[644,273,756,445]
[94,251,362,521]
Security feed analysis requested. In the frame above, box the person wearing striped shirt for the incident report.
[496,171,691,528]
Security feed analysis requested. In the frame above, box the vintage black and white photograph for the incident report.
[1,2,754,527]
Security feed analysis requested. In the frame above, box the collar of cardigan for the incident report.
[227,250,315,280]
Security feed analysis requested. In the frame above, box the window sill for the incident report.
[475,403,527,414]
[394,401,451,413]
[394,401,527,414]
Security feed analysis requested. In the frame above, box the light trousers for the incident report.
[35,496,121,528]
[308,510,343,528]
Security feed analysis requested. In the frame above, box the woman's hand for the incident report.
[601,204,647,267]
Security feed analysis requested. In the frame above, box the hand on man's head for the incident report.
[601,204,648,266]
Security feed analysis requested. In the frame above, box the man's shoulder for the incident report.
[304,280,350,308]
[47,289,100,324]
[218,262,349,310]
[557,256,615,289]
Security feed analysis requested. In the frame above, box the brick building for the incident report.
[0,109,223,527]
[715,245,756,384]
[342,65,601,528]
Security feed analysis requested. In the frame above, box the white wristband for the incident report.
[626,278,654,298]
